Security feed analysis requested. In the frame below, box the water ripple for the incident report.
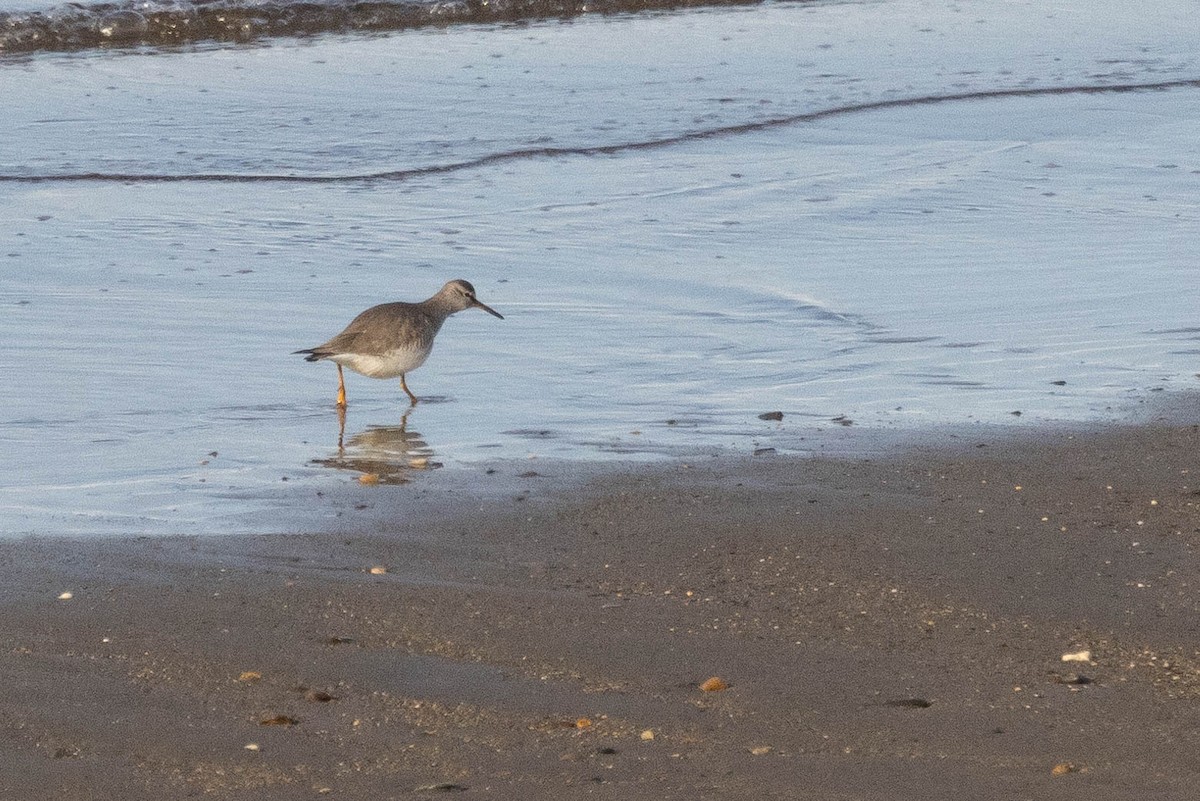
[1,77,1196,184]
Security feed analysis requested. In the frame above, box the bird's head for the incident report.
[442,279,504,319]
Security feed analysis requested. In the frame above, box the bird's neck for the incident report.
[423,294,460,319]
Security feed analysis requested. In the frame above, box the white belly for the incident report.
[331,345,430,379]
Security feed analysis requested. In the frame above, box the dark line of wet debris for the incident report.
[2,77,1198,185]
[0,0,762,55]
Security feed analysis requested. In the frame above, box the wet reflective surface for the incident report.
[312,407,442,485]
[1,0,1198,536]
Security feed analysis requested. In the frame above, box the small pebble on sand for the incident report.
[57,591,73,600]
[369,565,388,575]
[640,729,655,741]
[883,698,932,709]
[1052,673,1091,686]
[1061,650,1092,663]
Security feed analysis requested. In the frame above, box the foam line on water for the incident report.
[2,77,1198,184]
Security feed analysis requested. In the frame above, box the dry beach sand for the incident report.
[3,401,1200,799]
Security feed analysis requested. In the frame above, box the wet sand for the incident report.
[3,406,1200,799]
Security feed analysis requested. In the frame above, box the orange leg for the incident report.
[336,364,347,408]
[400,374,418,405]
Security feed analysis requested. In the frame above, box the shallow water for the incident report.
[1,0,1198,536]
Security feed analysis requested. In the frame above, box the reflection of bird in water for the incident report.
[312,407,439,485]
[295,279,503,407]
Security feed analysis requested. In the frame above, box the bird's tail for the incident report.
[293,348,326,362]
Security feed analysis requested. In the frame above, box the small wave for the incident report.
[1,76,1198,183]
[0,0,760,54]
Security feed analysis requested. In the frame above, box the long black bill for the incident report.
[472,299,504,319]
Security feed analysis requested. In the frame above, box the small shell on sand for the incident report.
[640,729,655,741]
[369,565,388,575]
[244,743,261,752]
[260,715,299,727]
[1061,650,1092,663]
[238,671,262,683]
[699,676,729,692]
[1051,762,1079,776]
[57,591,73,600]
[359,473,380,485]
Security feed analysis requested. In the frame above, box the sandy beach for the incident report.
[3,0,1198,795]
[3,399,1199,799]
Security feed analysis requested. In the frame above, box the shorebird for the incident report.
[295,279,503,406]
